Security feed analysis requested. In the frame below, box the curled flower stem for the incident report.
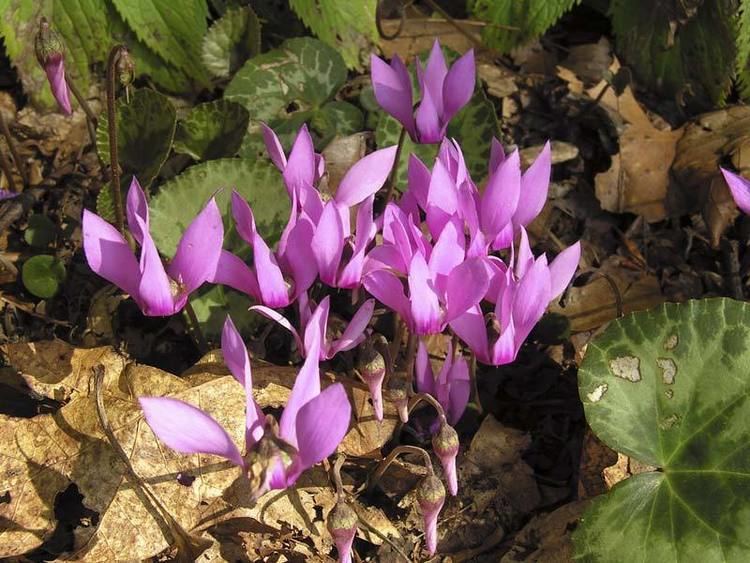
[407,392,447,420]
[331,454,346,499]
[0,146,17,193]
[66,76,99,156]
[106,45,128,234]
[0,111,26,188]
[383,126,406,205]
[375,0,408,40]
[368,444,433,493]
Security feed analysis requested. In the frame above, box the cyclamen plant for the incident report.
[79,38,581,558]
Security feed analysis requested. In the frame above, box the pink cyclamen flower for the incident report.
[416,474,446,555]
[414,340,470,427]
[720,167,750,215]
[34,19,72,115]
[140,316,352,495]
[364,219,490,335]
[450,229,581,365]
[82,177,222,316]
[327,500,358,563]
[251,294,375,361]
[371,39,475,144]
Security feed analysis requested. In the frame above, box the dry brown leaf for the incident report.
[520,141,579,168]
[321,133,369,195]
[549,256,664,332]
[577,428,618,499]
[378,18,484,60]
[560,37,613,87]
[602,453,658,490]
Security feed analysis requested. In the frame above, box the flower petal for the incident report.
[407,154,432,210]
[136,216,175,316]
[329,299,375,357]
[209,250,261,299]
[250,305,304,353]
[449,306,489,363]
[311,202,345,286]
[442,49,475,121]
[139,397,243,468]
[721,167,750,215]
[261,122,287,171]
[408,253,442,334]
[126,177,149,245]
[254,234,291,308]
[231,190,256,246]
[305,296,331,359]
[548,241,581,300]
[512,257,551,347]
[284,217,318,298]
[415,340,436,397]
[444,258,489,323]
[335,146,398,207]
[425,159,459,239]
[279,338,322,447]
[222,316,264,449]
[489,137,506,171]
[446,357,470,425]
[293,383,351,474]
[284,124,317,193]
[415,85,443,144]
[421,39,448,115]
[481,149,520,239]
[82,209,140,297]
[363,270,410,320]
[44,55,72,115]
[514,141,551,228]
[168,198,223,293]
[370,54,415,136]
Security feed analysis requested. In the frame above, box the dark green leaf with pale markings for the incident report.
[174,99,249,161]
[574,298,750,562]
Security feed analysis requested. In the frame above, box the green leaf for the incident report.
[24,214,57,248]
[22,255,65,299]
[574,298,750,562]
[174,99,250,161]
[96,88,177,190]
[610,0,737,106]
[225,37,351,153]
[288,0,378,69]
[736,0,750,100]
[468,0,580,53]
[201,5,261,78]
[109,0,209,83]
[149,158,289,257]
[188,286,260,339]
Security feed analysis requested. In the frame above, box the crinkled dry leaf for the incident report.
[378,18,484,60]
[322,132,369,195]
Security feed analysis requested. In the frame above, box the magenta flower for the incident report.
[721,167,750,215]
[450,230,581,365]
[251,294,375,361]
[140,316,352,495]
[210,190,317,308]
[327,500,358,563]
[82,177,223,316]
[414,341,470,427]
[364,219,490,335]
[35,19,71,115]
[371,39,475,144]
[416,474,446,555]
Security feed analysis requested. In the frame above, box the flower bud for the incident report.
[34,18,71,115]
[116,49,135,88]
[327,499,358,563]
[357,346,386,421]
[416,474,445,556]
[385,373,410,423]
[432,420,459,496]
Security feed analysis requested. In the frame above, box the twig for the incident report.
[0,110,27,187]
[376,0,408,40]
[106,45,128,234]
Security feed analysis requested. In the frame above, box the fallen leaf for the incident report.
[378,18,484,60]
[322,132,369,195]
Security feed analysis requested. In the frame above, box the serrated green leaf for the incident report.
[574,298,750,562]
[109,0,209,83]
[201,5,261,78]
[96,88,177,190]
[22,255,65,299]
[150,158,288,257]
[288,0,377,70]
[469,0,580,53]
[96,184,116,224]
[174,99,249,160]
[610,0,736,107]
[735,0,750,100]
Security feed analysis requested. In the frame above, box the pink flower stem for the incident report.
[407,392,447,421]
[0,111,26,188]
[184,297,208,354]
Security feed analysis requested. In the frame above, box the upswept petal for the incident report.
[136,216,175,316]
[305,296,330,359]
[721,167,750,215]
[429,218,465,283]
[449,306,490,363]
[126,177,149,245]
[363,270,410,320]
[139,397,244,468]
[261,123,287,171]
[481,149,520,239]
[415,85,443,144]
[407,154,432,210]
[442,49,475,121]
[208,250,260,299]
[446,357,470,425]
[444,258,490,322]
[421,39,448,114]
[253,233,290,308]
[514,141,551,228]
[335,146,397,207]
[489,137,506,171]
[548,241,580,300]
[82,209,140,297]
[425,159,459,239]
[283,217,318,298]
[512,257,551,347]
[283,124,317,193]
[311,202,346,286]
[250,305,304,353]
[370,54,415,135]
[329,299,375,357]
[168,198,223,293]
[279,336,322,448]
[490,315,517,365]
[231,190,257,246]
[515,227,534,278]
[408,253,442,334]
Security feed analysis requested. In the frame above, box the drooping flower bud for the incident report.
[416,473,445,556]
[432,419,459,496]
[34,18,72,115]
[385,372,410,423]
[116,48,135,88]
[327,499,358,563]
[357,343,386,421]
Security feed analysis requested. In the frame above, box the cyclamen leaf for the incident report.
[22,255,66,299]
[737,0,750,100]
[574,298,750,561]
[109,0,209,83]
[96,88,177,190]
[173,99,250,161]
[468,0,580,53]
[201,5,261,78]
[149,158,289,257]
[288,0,378,70]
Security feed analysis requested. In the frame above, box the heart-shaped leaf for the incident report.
[22,255,66,299]
[96,88,177,190]
[173,99,250,161]
[149,158,289,257]
[24,214,57,248]
[201,5,261,78]
[225,37,361,151]
[574,298,750,561]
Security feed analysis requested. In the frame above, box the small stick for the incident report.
[105,45,129,234]
[0,111,27,187]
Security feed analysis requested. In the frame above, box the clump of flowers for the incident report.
[81,38,581,558]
